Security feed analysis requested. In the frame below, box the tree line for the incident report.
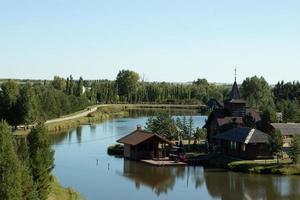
[1,70,300,127]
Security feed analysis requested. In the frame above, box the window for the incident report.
[241,144,246,151]
[230,141,237,150]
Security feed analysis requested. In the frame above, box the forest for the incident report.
[0,69,300,127]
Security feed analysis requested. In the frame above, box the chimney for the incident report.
[137,125,142,131]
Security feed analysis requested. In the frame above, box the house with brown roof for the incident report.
[117,126,173,160]
[271,123,300,147]
[204,79,261,152]
[214,127,272,159]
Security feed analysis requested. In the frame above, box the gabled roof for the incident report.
[229,81,241,99]
[117,129,172,146]
[214,127,270,144]
[271,123,300,136]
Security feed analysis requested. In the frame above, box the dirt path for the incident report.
[45,106,98,124]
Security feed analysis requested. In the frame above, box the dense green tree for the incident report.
[288,136,300,164]
[146,113,178,140]
[269,129,283,164]
[0,121,22,200]
[240,76,274,110]
[116,70,140,101]
[28,123,54,200]
[258,106,277,133]
[243,113,256,128]
[51,76,66,91]
[76,76,84,96]
[16,83,38,125]
[193,128,206,144]
[0,80,20,126]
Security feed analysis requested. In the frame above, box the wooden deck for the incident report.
[141,159,186,166]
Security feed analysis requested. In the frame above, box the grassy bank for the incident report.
[46,105,128,133]
[48,176,85,200]
[198,154,300,175]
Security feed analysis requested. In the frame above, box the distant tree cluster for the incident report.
[0,122,54,200]
[86,70,228,105]
[240,76,300,123]
[145,112,206,144]
[0,76,89,126]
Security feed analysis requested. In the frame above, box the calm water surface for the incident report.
[51,112,300,200]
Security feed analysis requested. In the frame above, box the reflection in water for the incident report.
[76,126,82,143]
[121,159,300,200]
[121,160,185,196]
[120,160,207,196]
[204,170,300,200]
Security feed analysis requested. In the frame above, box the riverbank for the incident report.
[193,153,300,175]
[48,176,85,200]
[13,103,201,136]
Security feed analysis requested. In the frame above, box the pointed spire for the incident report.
[229,68,241,99]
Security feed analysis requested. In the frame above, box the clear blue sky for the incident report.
[1,0,300,83]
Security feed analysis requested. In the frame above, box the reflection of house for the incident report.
[204,79,261,150]
[122,160,184,195]
[271,123,300,147]
[117,126,173,160]
[214,127,271,159]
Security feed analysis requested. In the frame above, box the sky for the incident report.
[1,0,300,84]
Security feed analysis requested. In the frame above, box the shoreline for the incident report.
[13,103,201,136]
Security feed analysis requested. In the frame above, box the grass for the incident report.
[202,154,300,175]
[48,176,85,200]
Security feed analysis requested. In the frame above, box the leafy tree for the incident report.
[258,106,277,133]
[16,83,38,125]
[76,76,84,96]
[193,128,206,144]
[0,121,22,200]
[51,76,66,91]
[28,123,54,200]
[288,136,300,164]
[116,70,140,101]
[146,113,177,140]
[243,113,256,128]
[269,129,283,164]
[240,76,274,110]
[0,80,20,126]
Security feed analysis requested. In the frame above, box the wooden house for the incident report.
[117,126,173,160]
[203,79,261,151]
[271,123,300,147]
[214,127,272,159]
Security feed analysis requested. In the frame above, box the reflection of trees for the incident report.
[122,160,185,196]
[204,170,300,200]
[128,109,198,118]
[76,126,82,143]
[49,131,70,145]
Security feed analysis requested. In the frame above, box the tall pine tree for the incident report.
[28,123,54,200]
[0,121,22,200]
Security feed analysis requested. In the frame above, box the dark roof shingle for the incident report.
[271,123,300,136]
[214,127,270,144]
[117,130,172,145]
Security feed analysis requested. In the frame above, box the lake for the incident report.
[51,111,300,200]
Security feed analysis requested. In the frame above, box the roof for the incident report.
[117,129,172,146]
[206,99,223,110]
[216,117,243,126]
[225,99,247,104]
[214,127,270,144]
[271,123,300,136]
[229,81,241,99]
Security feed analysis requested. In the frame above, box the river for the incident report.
[50,110,300,200]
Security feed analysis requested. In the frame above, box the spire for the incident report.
[234,67,237,82]
[229,68,241,99]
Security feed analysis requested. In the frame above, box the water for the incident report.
[51,112,300,200]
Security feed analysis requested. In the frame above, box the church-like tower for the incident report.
[224,69,246,117]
